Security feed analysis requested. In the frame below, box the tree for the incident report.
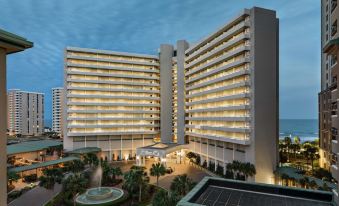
[123,166,149,203]
[64,159,85,174]
[284,136,292,161]
[110,166,122,182]
[152,189,170,206]
[83,153,99,167]
[152,189,180,206]
[243,162,256,181]
[309,180,317,189]
[61,174,88,205]
[281,173,290,186]
[303,144,320,171]
[170,174,195,196]
[150,162,166,186]
[7,171,19,186]
[293,136,301,145]
[39,168,63,189]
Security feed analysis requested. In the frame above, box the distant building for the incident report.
[52,87,64,136]
[7,89,44,136]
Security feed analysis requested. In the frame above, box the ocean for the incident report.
[280,119,318,142]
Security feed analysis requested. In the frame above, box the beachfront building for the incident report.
[0,28,33,206]
[52,87,64,136]
[319,0,339,203]
[64,7,278,183]
[7,89,44,136]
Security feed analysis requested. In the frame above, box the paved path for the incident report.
[8,183,61,206]
[112,160,210,190]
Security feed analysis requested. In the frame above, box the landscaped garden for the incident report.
[276,136,336,191]
[36,153,197,206]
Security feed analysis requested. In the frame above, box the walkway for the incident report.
[8,183,61,206]
[112,159,210,190]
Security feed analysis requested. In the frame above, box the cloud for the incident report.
[0,0,320,122]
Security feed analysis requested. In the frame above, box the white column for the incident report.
[0,48,7,205]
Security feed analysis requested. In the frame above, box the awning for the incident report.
[8,156,80,173]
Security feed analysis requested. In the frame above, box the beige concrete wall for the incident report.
[0,48,7,206]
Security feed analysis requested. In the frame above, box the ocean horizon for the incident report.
[279,119,318,142]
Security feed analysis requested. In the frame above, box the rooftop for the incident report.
[7,140,62,156]
[8,156,79,173]
[0,28,33,54]
[178,177,334,206]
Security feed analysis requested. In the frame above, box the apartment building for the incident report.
[320,0,336,170]
[52,87,64,136]
[64,7,278,183]
[320,0,339,203]
[7,89,44,136]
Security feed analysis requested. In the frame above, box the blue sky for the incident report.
[0,0,320,124]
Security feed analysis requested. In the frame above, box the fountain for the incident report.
[75,162,124,205]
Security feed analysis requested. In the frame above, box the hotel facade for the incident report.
[64,7,278,183]
[319,0,339,203]
[7,89,44,136]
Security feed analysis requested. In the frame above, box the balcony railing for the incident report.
[332,0,338,12]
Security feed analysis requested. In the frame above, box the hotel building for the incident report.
[52,87,64,136]
[7,89,44,136]
[320,0,339,203]
[64,7,278,183]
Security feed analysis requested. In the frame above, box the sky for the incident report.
[0,0,320,125]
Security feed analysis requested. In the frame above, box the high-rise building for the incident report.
[7,89,44,136]
[64,7,278,183]
[320,0,339,203]
[52,87,64,136]
[63,47,160,160]
[320,0,339,169]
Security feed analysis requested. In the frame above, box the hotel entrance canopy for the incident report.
[136,143,186,158]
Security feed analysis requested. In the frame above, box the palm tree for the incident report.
[61,173,88,205]
[281,173,290,186]
[83,153,99,167]
[290,143,301,159]
[308,147,320,171]
[170,174,195,196]
[152,189,169,206]
[123,166,149,202]
[293,136,301,145]
[7,171,19,187]
[243,162,256,181]
[39,168,63,189]
[284,136,292,161]
[64,159,85,174]
[110,166,122,182]
[150,162,166,186]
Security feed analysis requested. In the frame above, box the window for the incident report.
[332,20,337,36]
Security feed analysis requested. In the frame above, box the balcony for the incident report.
[332,113,338,127]
[332,0,338,13]
[332,88,339,102]
[333,140,339,154]
[331,164,339,180]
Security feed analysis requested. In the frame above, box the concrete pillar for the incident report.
[0,48,7,205]
[159,44,174,143]
[176,40,189,144]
